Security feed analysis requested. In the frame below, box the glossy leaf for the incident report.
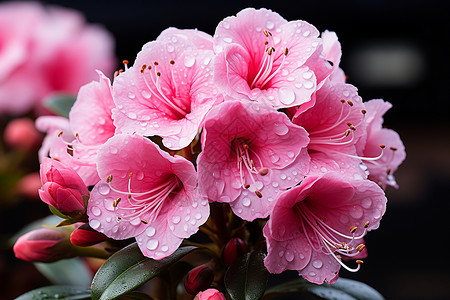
[15,285,91,300]
[34,258,93,287]
[44,94,76,118]
[224,250,269,300]
[91,243,198,300]
[263,277,384,300]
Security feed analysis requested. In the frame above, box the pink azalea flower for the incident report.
[0,1,116,115]
[213,8,332,109]
[112,28,219,150]
[292,80,369,179]
[194,289,226,300]
[197,100,310,221]
[321,30,346,84]
[36,71,115,186]
[360,99,406,189]
[87,134,209,259]
[263,172,386,284]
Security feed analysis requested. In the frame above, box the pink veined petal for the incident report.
[157,27,213,50]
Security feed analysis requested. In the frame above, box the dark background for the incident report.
[2,0,450,299]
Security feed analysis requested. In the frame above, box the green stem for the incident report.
[73,246,111,260]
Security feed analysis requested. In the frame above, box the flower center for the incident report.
[140,60,191,120]
[249,30,289,90]
[294,201,368,272]
[106,172,182,224]
[232,138,268,198]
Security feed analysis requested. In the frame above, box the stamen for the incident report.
[255,190,263,198]
[349,226,357,234]
[364,221,370,228]
[356,244,365,252]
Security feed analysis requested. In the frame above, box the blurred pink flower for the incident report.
[263,172,386,284]
[194,289,226,300]
[213,8,332,109]
[4,117,42,150]
[197,100,310,221]
[361,99,406,189]
[0,1,116,115]
[87,134,209,259]
[112,28,219,150]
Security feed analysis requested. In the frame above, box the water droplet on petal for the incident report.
[146,226,156,237]
[303,30,311,37]
[279,250,285,257]
[280,174,287,180]
[309,271,316,277]
[271,155,280,163]
[278,87,296,105]
[312,260,323,269]
[266,20,274,29]
[167,45,174,52]
[128,92,136,99]
[272,181,279,188]
[184,55,195,67]
[349,205,364,219]
[361,197,372,209]
[127,112,137,120]
[255,181,263,190]
[172,216,181,224]
[99,184,110,195]
[303,71,313,79]
[91,206,101,217]
[304,81,314,89]
[195,213,202,220]
[285,251,294,262]
[222,21,230,29]
[147,239,158,250]
[299,254,305,259]
[274,122,289,135]
[220,195,231,202]
[223,37,232,43]
[90,219,100,229]
[242,198,251,207]
[130,218,141,226]
[161,245,169,252]
[287,152,295,158]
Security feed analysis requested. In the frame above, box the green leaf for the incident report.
[91,243,198,300]
[34,258,93,287]
[263,277,384,300]
[224,250,269,300]
[44,94,76,118]
[15,285,91,300]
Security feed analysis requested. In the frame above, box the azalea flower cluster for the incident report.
[23,7,405,287]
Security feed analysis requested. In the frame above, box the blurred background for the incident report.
[1,0,449,299]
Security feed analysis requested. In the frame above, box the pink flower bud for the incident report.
[70,224,107,247]
[40,158,88,194]
[185,265,214,295]
[193,289,226,300]
[222,237,248,266]
[4,118,42,150]
[13,228,73,262]
[39,158,89,219]
[16,172,41,199]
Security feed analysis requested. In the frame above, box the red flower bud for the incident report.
[222,237,248,266]
[70,224,107,247]
[184,265,214,295]
[13,228,74,262]
[194,289,226,300]
[4,118,41,150]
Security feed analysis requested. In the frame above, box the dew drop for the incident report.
[320,167,327,173]
[266,20,275,29]
[303,30,311,37]
[255,181,264,190]
[272,181,279,188]
[195,213,202,220]
[161,245,169,252]
[287,152,295,159]
[303,71,313,79]
[280,173,287,180]
[127,112,137,119]
[98,184,110,195]
[147,239,158,250]
[281,69,289,76]
[128,92,136,99]
[242,198,251,207]
[299,254,305,259]
[141,90,151,99]
[167,45,175,52]
[349,205,364,219]
[285,251,294,262]
[130,218,141,226]
[220,195,231,202]
[278,250,285,257]
[222,21,230,29]
[110,147,118,154]
[278,87,296,105]
[91,206,101,217]
[312,260,323,269]
[274,122,289,135]
[223,37,232,43]
[172,215,181,224]
[90,219,100,229]
[304,81,314,89]
[309,271,316,277]
[184,55,196,67]
[270,154,280,163]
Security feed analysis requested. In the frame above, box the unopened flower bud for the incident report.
[39,158,89,219]
[222,237,248,266]
[17,172,41,199]
[193,289,226,300]
[4,118,41,150]
[184,265,214,295]
[70,224,107,247]
[13,228,74,262]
